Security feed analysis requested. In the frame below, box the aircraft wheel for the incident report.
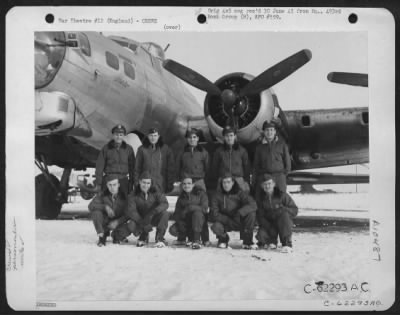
[35,174,62,219]
[80,190,95,200]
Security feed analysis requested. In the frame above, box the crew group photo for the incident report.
[89,120,298,253]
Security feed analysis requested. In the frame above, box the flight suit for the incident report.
[169,187,208,243]
[88,190,129,238]
[134,137,175,193]
[95,140,135,195]
[255,187,298,247]
[175,144,210,242]
[253,136,291,204]
[212,142,251,192]
[114,185,169,243]
[209,180,257,246]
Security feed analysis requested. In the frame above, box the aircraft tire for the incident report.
[80,190,95,200]
[35,174,62,219]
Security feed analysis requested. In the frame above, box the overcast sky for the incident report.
[105,31,368,112]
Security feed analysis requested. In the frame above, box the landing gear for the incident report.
[35,157,71,219]
[35,174,62,219]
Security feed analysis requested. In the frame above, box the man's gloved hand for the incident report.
[105,205,115,218]
[107,219,119,230]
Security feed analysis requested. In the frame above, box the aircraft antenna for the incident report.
[164,44,170,52]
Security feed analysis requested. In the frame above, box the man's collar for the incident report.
[261,136,278,144]
[108,140,127,149]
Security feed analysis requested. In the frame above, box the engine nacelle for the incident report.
[35,91,92,137]
[204,73,277,144]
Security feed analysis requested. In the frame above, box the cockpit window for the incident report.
[105,51,119,70]
[129,43,138,52]
[111,39,129,47]
[79,33,91,56]
[110,38,138,53]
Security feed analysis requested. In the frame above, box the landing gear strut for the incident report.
[35,157,71,219]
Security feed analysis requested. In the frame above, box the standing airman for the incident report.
[134,127,175,193]
[95,124,135,195]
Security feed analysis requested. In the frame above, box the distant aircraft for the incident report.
[35,31,368,219]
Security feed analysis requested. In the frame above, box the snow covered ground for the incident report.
[37,220,370,303]
[37,192,371,305]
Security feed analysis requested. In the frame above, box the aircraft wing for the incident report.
[282,107,369,170]
[287,171,369,185]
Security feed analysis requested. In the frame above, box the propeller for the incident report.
[327,72,368,87]
[240,49,312,96]
[163,49,312,129]
[162,59,221,95]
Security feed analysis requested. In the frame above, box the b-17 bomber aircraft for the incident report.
[34,31,369,219]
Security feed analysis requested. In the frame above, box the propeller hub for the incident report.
[221,89,237,107]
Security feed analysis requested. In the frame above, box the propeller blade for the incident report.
[327,72,368,87]
[240,49,312,96]
[163,59,221,95]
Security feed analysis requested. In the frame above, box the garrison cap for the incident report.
[222,125,236,136]
[262,120,276,130]
[148,127,159,134]
[111,124,127,134]
[139,171,152,180]
[261,173,274,183]
[105,173,120,183]
[185,128,200,138]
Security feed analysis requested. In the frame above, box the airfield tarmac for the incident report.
[36,192,372,304]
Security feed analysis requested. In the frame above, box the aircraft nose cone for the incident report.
[35,32,66,88]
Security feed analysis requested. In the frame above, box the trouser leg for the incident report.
[234,177,250,193]
[254,183,263,208]
[169,220,188,241]
[256,220,278,245]
[118,176,129,196]
[152,211,169,242]
[193,179,206,191]
[240,212,256,245]
[273,173,287,193]
[211,222,227,239]
[91,210,109,235]
[255,228,269,245]
[153,176,165,194]
[200,214,210,242]
[113,220,140,241]
[191,211,205,242]
[276,211,293,247]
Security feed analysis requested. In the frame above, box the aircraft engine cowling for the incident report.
[204,73,276,144]
[35,91,92,137]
